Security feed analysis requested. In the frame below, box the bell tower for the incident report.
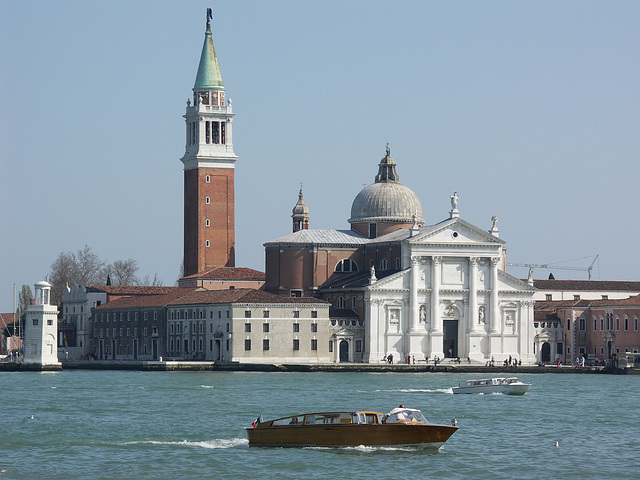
[181,9,237,277]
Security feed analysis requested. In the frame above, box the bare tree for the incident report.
[49,245,105,305]
[19,284,33,312]
[102,259,139,286]
[74,245,105,285]
[137,273,164,286]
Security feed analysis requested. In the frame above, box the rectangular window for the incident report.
[635,318,638,331]
[546,294,552,301]
[352,296,356,308]
[293,311,300,318]
[293,339,300,351]
[144,312,148,320]
[245,322,251,332]
[263,339,270,351]
[311,323,318,333]
[245,310,251,318]
[601,318,604,330]
[293,323,299,332]
[263,310,270,318]
[574,295,580,300]
[579,319,585,330]
[263,323,269,333]
[625,318,629,331]
[311,311,318,319]
[355,340,362,353]
[329,340,333,352]
[311,339,318,351]
[616,318,620,330]
[154,311,157,320]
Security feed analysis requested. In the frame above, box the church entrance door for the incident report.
[339,340,349,362]
[541,342,551,363]
[443,320,458,358]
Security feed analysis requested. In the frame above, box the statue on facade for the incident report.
[450,192,459,210]
[386,143,391,157]
[491,215,499,230]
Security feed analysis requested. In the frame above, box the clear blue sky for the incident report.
[1,1,639,311]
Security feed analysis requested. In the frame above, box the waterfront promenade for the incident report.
[2,358,632,374]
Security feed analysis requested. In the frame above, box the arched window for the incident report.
[337,296,345,308]
[335,259,358,273]
[380,258,389,270]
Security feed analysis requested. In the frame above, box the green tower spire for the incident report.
[194,10,224,91]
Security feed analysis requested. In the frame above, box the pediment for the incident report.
[409,218,505,246]
[497,270,537,293]
[366,269,409,292]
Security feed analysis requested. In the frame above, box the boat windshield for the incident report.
[384,409,428,424]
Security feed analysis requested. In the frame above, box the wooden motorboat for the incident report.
[246,407,458,447]
[452,377,530,395]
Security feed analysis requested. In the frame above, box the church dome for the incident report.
[349,149,424,225]
[349,182,423,223]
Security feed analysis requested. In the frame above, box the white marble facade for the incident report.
[364,217,536,364]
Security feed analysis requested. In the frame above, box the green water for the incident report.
[1,371,638,479]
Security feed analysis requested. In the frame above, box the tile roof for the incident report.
[320,269,401,290]
[94,288,197,309]
[329,307,360,318]
[533,295,640,316]
[167,288,329,306]
[180,267,265,281]
[531,279,640,291]
[85,285,180,295]
[0,312,19,327]
[264,229,369,247]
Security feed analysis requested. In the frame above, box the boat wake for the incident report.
[198,384,215,389]
[376,388,454,394]
[307,444,443,454]
[123,438,248,449]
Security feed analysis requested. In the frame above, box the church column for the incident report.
[430,256,442,334]
[490,257,501,335]
[409,256,419,332]
[469,257,479,333]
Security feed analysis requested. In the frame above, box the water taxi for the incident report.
[452,377,530,395]
[246,406,458,448]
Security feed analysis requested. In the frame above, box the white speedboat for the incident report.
[452,377,530,395]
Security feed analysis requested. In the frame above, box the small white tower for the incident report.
[22,280,61,368]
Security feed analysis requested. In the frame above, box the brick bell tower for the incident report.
[181,9,237,277]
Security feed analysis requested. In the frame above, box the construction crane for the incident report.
[507,254,599,280]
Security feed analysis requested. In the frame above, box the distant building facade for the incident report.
[165,289,330,363]
[61,284,180,359]
[534,296,640,365]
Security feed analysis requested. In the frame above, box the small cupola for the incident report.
[292,186,310,232]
